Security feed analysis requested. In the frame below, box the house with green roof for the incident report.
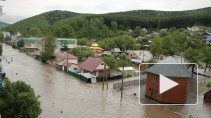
[57,38,77,50]
[23,38,36,52]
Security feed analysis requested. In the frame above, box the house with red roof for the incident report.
[204,89,211,102]
[53,52,78,72]
[79,57,110,78]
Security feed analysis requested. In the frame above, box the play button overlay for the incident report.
[159,74,178,94]
[139,60,198,105]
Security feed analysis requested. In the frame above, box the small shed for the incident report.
[78,73,97,83]
[204,89,211,102]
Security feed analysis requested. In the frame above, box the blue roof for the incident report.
[206,36,211,41]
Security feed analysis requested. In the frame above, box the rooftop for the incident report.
[145,56,192,78]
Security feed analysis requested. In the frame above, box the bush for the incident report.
[206,81,211,87]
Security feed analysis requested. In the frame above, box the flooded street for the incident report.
[1,44,211,118]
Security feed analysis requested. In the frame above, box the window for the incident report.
[101,63,104,65]
[74,68,77,70]
[153,75,156,82]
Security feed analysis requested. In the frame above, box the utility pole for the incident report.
[105,64,108,89]
[102,62,108,90]
[102,62,105,90]
[121,66,124,99]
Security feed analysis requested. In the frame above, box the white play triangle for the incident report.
[159,74,178,94]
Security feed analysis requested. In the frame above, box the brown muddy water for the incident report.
[1,44,211,118]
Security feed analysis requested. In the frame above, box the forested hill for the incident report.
[3,10,85,34]
[84,7,211,29]
[3,7,211,36]
[0,22,10,28]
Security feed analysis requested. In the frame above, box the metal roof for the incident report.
[119,67,135,71]
[145,56,192,78]
[57,38,77,44]
[79,57,103,72]
[131,59,142,64]
[23,38,36,43]
[206,36,211,41]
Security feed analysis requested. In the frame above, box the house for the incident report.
[141,28,147,34]
[53,52,78,72]
[145,56,192,104]
[198,32,211,37]
[112,48,122,55]
[191,26,200,32]
[151,32,159,37]
[102,51,111,57]
[34,38,44,56]
[34,38,62,56]
[2,31,11,38]
[90,43,104,53]
[206,36,211,45]
[160,28,168,32]
[79,57,110,78]
[53,52,78,65]
[135,36,143,40]
[131,59,146,70]
[118,67,135,76]
[57,38,77,50]
[204,89,211,102]
[62,61,80,73]
[90,39,97,42]
[127,51,136,59]
[23,38,36,52]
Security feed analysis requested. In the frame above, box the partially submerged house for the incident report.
[145,56,192,104]
[57,38,77,50]
[53,52,78,72]
[79,57,110,80]
[34,38,62,56]
[204,89,211,102]
[23,38,36,52]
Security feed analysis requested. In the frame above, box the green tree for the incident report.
[70,48,94,61]
[53,26,62,38]
[40,36,57,62]
[183,47,201,72]
[162,35,179,56]
[0,44,2,55]
[77,38,90,46]
[201,47,211,72]
[5,36,11,41]
[0,32,3,41]
[113,35,136,52]
[17,39,24,48]
[133,26,141,37]
[60,24,75,38]
[150,36,162,59]
[102,55,118,69]
[113,36,126,52]
[124,35,136,52]
[30,27,41,36]
[0,79,42,118]
[110,21,118,31]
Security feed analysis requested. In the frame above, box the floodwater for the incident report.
[1,44,210,118]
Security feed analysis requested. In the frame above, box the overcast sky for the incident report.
[0,0,211,24]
